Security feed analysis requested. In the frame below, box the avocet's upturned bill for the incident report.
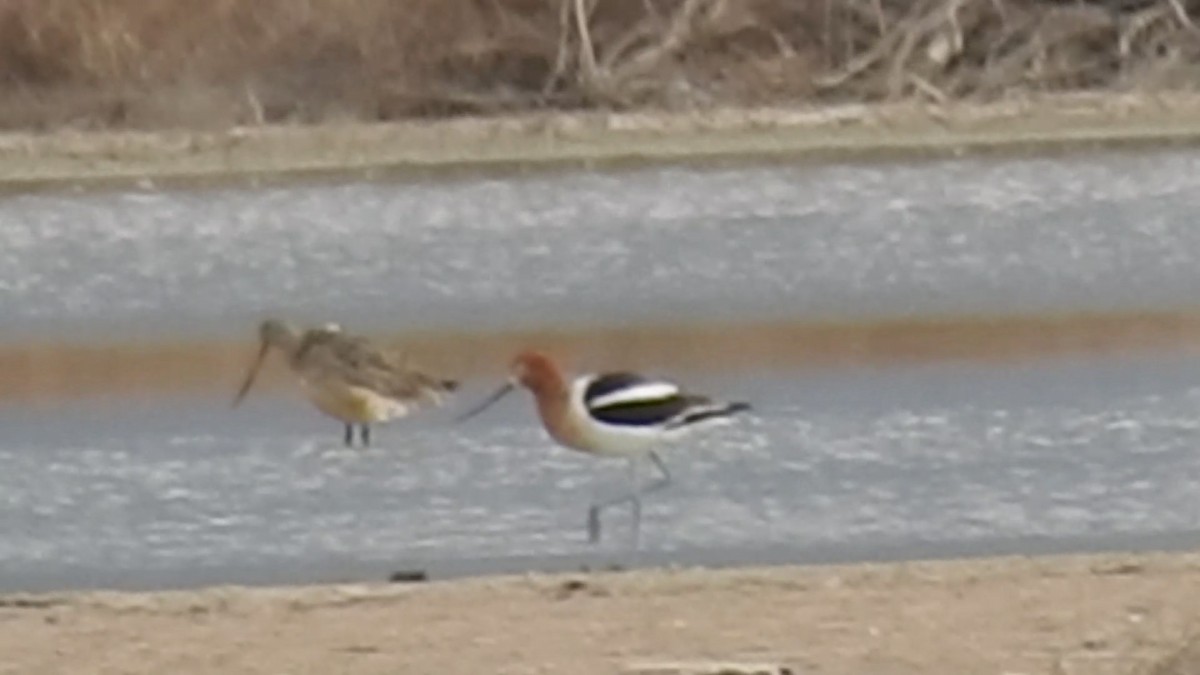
[232,318,458,448]
[457,350,751,548]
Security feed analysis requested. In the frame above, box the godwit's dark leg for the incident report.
[343,423,354,448]
[360,425,371,448]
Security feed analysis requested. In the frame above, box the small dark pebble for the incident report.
[338,645,382,654]
[1093,562,1143,576]
[554,578,593,600]
[705,662,792,667]
[0,597,63,609]
[388,569,429,583]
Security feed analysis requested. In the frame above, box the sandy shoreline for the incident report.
[4,91,1200,192]
[0,550,1195,674]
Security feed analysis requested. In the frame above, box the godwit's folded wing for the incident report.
[330,335,455,405]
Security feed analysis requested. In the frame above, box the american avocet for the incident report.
[457,350,750,547]
[232,319,458,448]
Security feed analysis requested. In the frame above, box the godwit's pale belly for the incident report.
[300,380,410,425]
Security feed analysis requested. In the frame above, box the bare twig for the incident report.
[542,0,573,96]
[1119,5,1171,58]
[813,0,930,89]
[885,0,948,98]
[823,0,835,70]
[243,82,265,125]
[1165,0,1198,33]
[614,0,721,81]
[988,0,1007,23]
[870,0,887,36]
[572,0,599,81]
[601,17,661,71]
[768,28,798,58]
[908,71,949,103]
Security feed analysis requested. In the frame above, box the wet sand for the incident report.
[0,551,1196,675]
[4,310,1200,405]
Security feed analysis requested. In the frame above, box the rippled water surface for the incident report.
[4,148,1200,591]
[3,354,1200,592]
[2,149,1200,340]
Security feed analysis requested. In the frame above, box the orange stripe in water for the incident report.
[2,310,1199,405]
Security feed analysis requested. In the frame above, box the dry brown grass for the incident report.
[1,0,1199,131]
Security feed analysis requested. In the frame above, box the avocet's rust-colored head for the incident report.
[509,350,564,393]
[455,350,566,423]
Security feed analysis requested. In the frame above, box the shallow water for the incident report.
[1,352,1199,592]
[4,148,1200,592]
[2,148,1200,342]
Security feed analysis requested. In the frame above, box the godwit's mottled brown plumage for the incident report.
[233,319,457,447]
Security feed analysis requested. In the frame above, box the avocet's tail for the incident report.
[668,400,751,429]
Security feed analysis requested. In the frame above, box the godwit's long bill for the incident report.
[233,319,458,447]
[457,350,751,549]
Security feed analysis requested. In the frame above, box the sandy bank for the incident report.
[1,550,1196,675]
[4,92,1200,192]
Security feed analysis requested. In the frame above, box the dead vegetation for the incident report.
[0,0,1199,131]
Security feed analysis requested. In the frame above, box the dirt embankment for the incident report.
[1,0,1199,132]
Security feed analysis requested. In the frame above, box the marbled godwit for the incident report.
[233,319,457,447]
[457,350,750,548]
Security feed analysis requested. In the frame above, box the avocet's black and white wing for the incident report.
[582,372,750,430]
